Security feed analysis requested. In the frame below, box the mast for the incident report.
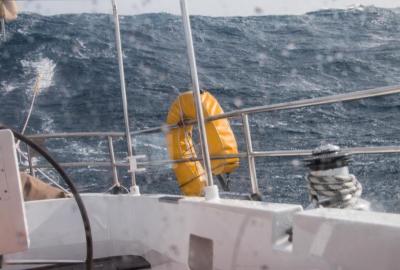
[111,0,139,194]
[179,0,219,199]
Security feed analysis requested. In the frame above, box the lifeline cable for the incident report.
[0,126,93,270]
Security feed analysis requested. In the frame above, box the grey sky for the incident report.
[19,0,400,16]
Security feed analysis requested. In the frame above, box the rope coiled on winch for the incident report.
[307,172,362,208]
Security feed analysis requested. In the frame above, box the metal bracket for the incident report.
[105,184,129,195]
[127,155,146,174]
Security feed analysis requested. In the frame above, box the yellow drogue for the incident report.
[166,91,239,196]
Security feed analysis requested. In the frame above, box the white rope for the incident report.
[14,73,70,194]
[15,73,42,152]
[21,73,42,135]
[15,74,41,171]
[15,73,41,167]
[307,172,362,208]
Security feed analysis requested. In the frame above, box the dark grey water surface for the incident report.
[0,7,399,212]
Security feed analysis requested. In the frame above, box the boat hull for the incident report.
[3,194,400,270]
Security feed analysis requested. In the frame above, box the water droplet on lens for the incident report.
[254,6,263,14]
[281,50,289,57]
[233,98,243,108]
[326,55,334,62]
[291,159,301,167]
[286,43,296,50]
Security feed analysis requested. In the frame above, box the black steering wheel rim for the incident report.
[0,126,93,270]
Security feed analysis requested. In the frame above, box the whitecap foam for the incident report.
[38,113,56,134]
[0,81,17,93]
[346,4,366,12]
[21,57,56,92]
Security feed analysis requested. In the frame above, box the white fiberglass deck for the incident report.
[3,194,400,270]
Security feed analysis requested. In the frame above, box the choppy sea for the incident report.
[1,6,399,212]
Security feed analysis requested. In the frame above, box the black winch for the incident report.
[304,144,351,171]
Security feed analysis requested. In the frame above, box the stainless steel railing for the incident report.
[24,84,400,194]
[91,84,400,137]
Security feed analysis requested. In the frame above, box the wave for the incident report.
[1,8,400,212]
[20,57,56,92]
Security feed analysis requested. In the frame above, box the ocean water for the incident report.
[1,6,400,212]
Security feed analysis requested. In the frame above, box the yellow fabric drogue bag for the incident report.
[166,91,239,196]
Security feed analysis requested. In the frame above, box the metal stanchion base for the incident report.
[248,192,263,201]
[130,185,140,195]
[106,184,129,194]
[216,174,231,191]
[204,185,220,200]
